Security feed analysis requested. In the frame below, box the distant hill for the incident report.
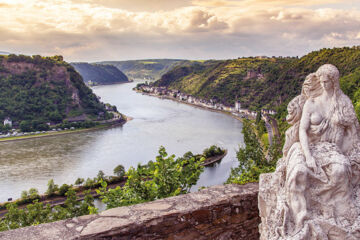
[0,51,10,55]
[153,46,360,120]
[98,59,185,81]
[0,54,114,124]
[70,62,129,85]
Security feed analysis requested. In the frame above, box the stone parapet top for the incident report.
[0,183,259,240]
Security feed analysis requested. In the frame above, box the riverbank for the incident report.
[135,89,248,123]
[0,118,128,143]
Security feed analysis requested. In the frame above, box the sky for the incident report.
[0,0,360,62]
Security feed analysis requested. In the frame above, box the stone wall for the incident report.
[0,183,259,240]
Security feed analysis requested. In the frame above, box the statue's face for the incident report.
[287,102,295,116]
[319,74,333,91]
[286,100,299,122]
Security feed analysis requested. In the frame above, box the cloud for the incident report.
[71,0,192,11]
[0,0,359,61]
[192,0,343,8]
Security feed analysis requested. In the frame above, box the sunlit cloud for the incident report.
[192,0,343,8]
[0,0,359,61]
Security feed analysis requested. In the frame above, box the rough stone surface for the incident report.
[0,183,260,240]
[259,64,360,239]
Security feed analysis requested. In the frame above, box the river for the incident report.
[0,82,243,202]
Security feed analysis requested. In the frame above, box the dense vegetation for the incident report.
[0,145,211,231]
[70,62,129,85]
[154,46,360,119]
[99,59,185,80]
[97,146,205,208]
[0,54,112,131]
[227,120,282,184]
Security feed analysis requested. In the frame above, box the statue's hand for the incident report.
[306,156,320,174]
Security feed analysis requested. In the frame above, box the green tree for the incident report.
[28,188,39,200]
[58,184,71,196]
[21,190,28,199]
[19,120,32,132]
[113,165,125,178]
[97,170,105,181]
[74,178,84,186]
[84,178,95,188]
[256,120,267,138]
[46,179,58,196]
[48,111,63,122]
[3,124,11,132]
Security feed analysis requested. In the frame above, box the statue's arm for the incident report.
[299,101,318,171]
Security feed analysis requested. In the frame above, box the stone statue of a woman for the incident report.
[259,64,360,240]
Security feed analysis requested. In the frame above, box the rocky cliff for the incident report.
[0,54,111,124]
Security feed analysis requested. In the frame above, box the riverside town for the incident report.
[135,83,277,119]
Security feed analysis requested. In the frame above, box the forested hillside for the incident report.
[154,46,360,119]
[70,62,129,85]
[0,54,112,125]
[154,58,295,109]
[99,59,184,80]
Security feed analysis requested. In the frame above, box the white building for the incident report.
[3,117,12,127]
[261,109,277,116]
[235,101,241,112]
[269,110,277,115]
[188,96,194,103]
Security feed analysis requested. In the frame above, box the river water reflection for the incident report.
[0,82,243,202]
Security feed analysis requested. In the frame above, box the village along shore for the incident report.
[134,84,279,133]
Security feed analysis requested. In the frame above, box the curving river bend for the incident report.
[0,82,243,202]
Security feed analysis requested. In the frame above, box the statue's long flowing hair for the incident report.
[316,64,359,151]
[316,64,355,127]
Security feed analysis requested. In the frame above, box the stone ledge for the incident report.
[0,183,259,240]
